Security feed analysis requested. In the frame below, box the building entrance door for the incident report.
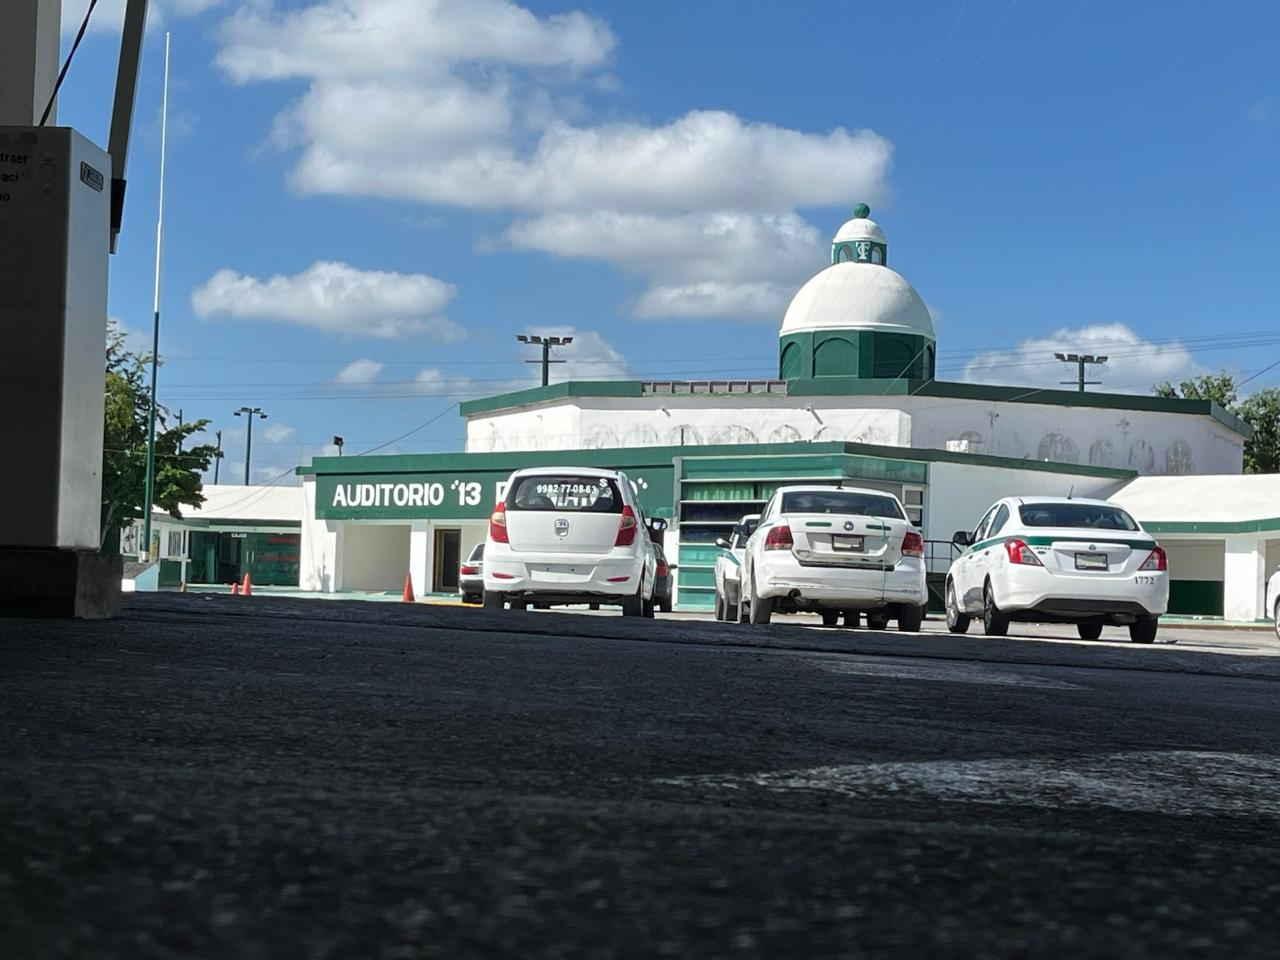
[433,528,461,593]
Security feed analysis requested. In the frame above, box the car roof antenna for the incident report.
[1067,485,1074,499]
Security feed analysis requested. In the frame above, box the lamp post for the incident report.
[517,334,573,386]
[234,407,267,484]
[1055,352,1109,392]
[213,429,223,483]
[333,435,344,457]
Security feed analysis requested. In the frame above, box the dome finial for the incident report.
[853,202,871,219]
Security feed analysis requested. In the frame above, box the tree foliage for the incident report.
[102,323,218,550]
[1153,372,1280,474]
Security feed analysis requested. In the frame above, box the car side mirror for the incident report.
[715,538,730,549]
[952,530,973,546]
[647,517,667,534]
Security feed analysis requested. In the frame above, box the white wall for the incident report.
[923,462,1124,546]
[300,477,341,592]
[340,523,411,592]
[465,393,1244,476]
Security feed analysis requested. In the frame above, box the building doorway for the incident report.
[433,528,461,593]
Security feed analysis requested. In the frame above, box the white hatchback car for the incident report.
[739,485,928,630]
[1267,565,1280,641]
[945,497,1169,643]
[712,514,759,621]
[483,467,661,617]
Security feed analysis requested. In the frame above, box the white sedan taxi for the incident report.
[712,514,759,621]
[483,467,661,617]
[739,485,927,630]
[945,497,1169,643]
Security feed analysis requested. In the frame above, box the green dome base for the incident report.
[780,330,936,381]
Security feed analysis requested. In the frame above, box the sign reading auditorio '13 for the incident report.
[314,468,673,521]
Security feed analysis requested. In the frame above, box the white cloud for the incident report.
[959,324,1204,394]
[334,359,385,384]
[191,261,462,341]
[524,325,630,381]
[412,368,478,397]
[260,421,298,443]
[213,0,893,319]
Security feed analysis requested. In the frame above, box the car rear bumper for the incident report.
[754,553,927,607]
[998,567,1169,620]
[457,575,484,595]
[484,554,644,598]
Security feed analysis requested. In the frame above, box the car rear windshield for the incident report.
[780,490,905,520]
[1018,503,1139,531]
[467,543,484,561]
[507,475,624,513]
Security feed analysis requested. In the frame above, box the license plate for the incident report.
[831,535,864,552]
[1075,552,1108,571]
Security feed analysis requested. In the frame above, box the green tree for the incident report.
[1153,372,1280,474]
[102,322,218,551]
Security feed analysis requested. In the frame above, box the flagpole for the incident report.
[140,32,170,562]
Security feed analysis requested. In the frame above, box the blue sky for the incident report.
[58,0,1280,482]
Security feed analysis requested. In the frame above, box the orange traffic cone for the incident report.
[402,574,415,603]
[242,572,253,597]
[230,581,239,595]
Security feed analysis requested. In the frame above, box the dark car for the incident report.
[653,542,674,613]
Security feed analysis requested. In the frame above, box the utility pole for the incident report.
[213,429,223,483]
[234,407,267,485]
[333,435,345,456]
[1055,352,1108,392]
[517,334,573,386]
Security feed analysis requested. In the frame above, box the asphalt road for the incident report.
[3,594,1280,959]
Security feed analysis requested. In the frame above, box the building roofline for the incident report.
[297,439,1137,481]
[456,377,1251,439]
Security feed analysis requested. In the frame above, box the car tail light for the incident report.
[615,505,638,546]
[1139,546,1167,571]
[901,531,924,557]
[656,560,669,577]
[764,524,794,551]
[460,564,478,576]
[489,502,508,543]
[1004,539,1043,565]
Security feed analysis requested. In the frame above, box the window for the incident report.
[973,505,999,544]
[507,475,623,513]
[1018,503,1139,531]
[780,490,905,520]
[166,530,184,558]
[468,543,485,561]
[988,504,1011,538]
[731,517,760,549]
[902,487,925,527]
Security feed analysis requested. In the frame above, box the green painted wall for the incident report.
[1168,580,1225,617]
[779,330,936,381]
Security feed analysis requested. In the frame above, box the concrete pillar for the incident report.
[409,522,431,598]
[0,0,61,126]
[1223,534,1266,622]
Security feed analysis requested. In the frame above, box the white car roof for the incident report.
[773,484,900,499]
[506,466,624,480]
[1008,496,1126,508]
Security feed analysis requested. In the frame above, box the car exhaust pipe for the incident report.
[788,589,804,605]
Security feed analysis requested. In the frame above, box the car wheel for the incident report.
[483,591,505,610]
[945,580,970,635]
[622,585,644,618]
[897,603,924,633]
[866,611,890,631]
[657,597,671,614]
[748,575,773,625]
[1129,616,1158,644]
[843,610,860,628]
[589,603,600,611]
[982,582,1010,637]
[820,609,840,627]
[1076,623,1104,641]
[1274,599,1279,642]
[510,599,528,611]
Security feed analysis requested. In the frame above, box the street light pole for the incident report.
[516,334,574,386]
[1055,352,1109,392]
[234,407,267,484]
[213,429,223,483]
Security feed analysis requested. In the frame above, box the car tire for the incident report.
[483,591,505,610]
[1129,616,1158,644]
[622,586,644,618]
[820,609,840,627]
[643,596,656,619]
[748,575,773,625]
[945,580,970,635]
[982,582,1010,637]
[1274,599,1279,642]
[897,603,924,633]
[1076,623,1104,641]
[866,611,890,631]
[510,599,528,611]
[843,610,860,628]
[657,597,671,614]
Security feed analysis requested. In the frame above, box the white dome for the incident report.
[832,217,886,245]
[781,262,934,338]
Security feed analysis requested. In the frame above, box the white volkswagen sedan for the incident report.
[712,513,759,621]
[739,485,927,630]
[945,497,1169,643]
[1266,564,1280,641]
[483,467,661,617]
